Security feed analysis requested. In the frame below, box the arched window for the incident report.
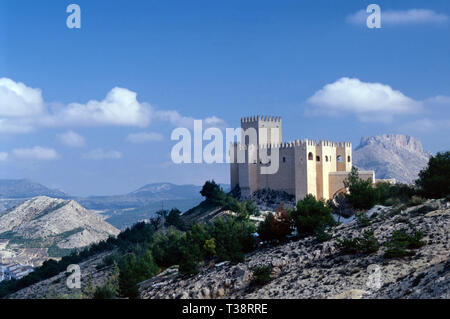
[283,157,286,163]
[308,152,313,160]
[316,156,320,162]
[337,155,343,163]
[325,156,329,162]
[347,155,351,163]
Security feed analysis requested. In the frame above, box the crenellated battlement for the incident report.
[231,115,369,204]
[241,115,282,123]
[235,139,352,150]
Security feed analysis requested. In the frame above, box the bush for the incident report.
[356,212,371,228]
[416,152,450,199]
[384,229,425,258]
[257,204,293,242]
[119,251,159,298]
[291,195,335,236]
[344,167,377,210]
[251,265,273,286]
[201,180,226,203]
[336,230,379,255]
[314,228,332,243]
[178,217,257,275]
[164,208,187,231]
[151,229,184,267]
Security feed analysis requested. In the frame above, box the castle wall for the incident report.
[231,116,375,203]
[257,146,296,195]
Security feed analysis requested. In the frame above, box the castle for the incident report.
[230,116,375,202]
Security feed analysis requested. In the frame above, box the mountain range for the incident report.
[0,181,225,229]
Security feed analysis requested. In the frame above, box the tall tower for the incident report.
[240,116,282,146]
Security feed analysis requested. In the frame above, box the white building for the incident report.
[0,263,34,282]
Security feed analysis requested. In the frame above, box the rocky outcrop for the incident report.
[0,196,119,251]
[140,199,449,299]
[353,134,431,184]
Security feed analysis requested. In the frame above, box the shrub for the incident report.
[336,230,379,255]
[251,265,273,286]
[164,208,187,230]
[257,204,293,242]
[151,229,184,267]
[93,261,119,299]
[314,228,332,243]
[384,229,425,258]
[119,251,159,298]
[356,212,371,228]
[344,167,377,210]
[416,152,450,199]
[291,195,335,236]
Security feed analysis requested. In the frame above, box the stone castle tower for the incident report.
[230,116,375,202]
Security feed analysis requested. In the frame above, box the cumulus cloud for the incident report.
[46,87,151,127]
[0,152,8,161]
[126,132,164,143]
[306,77,422,122]
[0,78,226,134]
[0,78,44,117]
[12,146,60,160]
[347,9,448,26]
[82,149,122,160]
[58,131,85,147]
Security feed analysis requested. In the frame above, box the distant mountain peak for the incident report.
[354,134,430,184]
[0,196,119,259]
[357,134,425,154]
[0,179,67,199]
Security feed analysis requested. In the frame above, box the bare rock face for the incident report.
[0,196,120,252]
[353,134,431,184]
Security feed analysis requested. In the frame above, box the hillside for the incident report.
[353,134,431,184]
[7,198,449,299]
[140,199,449,299]
[0,196,119,264]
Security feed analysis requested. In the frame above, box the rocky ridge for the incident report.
[140,199,449,299]
[0,196,120,250]
[353,134,431,184]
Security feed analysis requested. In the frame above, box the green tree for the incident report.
[119,251,158,299]
[165,208,187,230]
[291,194,335,236]
[344,166,376,210]
[416,151,450,199]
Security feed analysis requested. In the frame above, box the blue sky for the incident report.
[0,0,449,196]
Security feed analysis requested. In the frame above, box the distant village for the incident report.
[0,239,35,283]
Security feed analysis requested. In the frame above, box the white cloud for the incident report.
[0,78,226,134]
[12,146,60,160]
[347,9,448,26]
[126,132,164,143]
[46,87,151,127]
[204,116,228,128]
[0,152,8,161]
[306,77,422,122]
[82,149,122,160]
[0,78,44,117]
[400,118,450,133]
[58,130,85,147]
[154,110,228,129]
